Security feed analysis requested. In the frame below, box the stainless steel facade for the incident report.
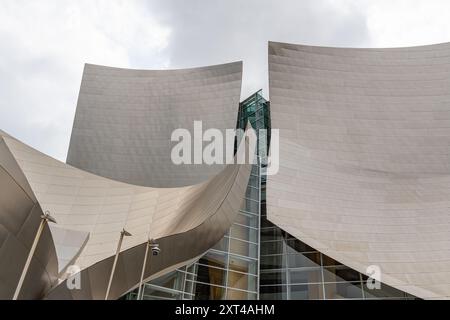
[0,132,58,299]
[67,62,243,188]
[267,41,450,299]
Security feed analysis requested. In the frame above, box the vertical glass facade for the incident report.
[124,90,417,300]
[259,226,417,300]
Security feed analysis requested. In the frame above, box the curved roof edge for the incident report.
[269,40,450,51]
[82,60,243,73]
[1,129,253,299]
[67,60,243,188]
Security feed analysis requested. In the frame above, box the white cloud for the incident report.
[363,0,450,47]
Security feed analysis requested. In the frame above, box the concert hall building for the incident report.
[2,41,450,300]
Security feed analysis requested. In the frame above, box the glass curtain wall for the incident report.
[259,226,418,300]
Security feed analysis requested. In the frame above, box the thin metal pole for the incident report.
[320,253,326,300]
[137,241,150,300]
[13,217,46,300]
[256,155,262,300]
[105,231,125,300]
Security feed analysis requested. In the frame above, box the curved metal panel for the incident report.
[1,130,253,300]
[0,136,58,299]
[268,41,450,299]
[67,62,243,188]
[49,225,89,274]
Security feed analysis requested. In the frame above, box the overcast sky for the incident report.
[1,0,450,161]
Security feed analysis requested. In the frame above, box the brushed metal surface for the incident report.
[268,41,450,299]
[1,129,252,300]
[67,62,243,188]
[0,135,58,299]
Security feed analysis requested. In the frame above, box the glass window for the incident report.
[235,212,258,228]
[260,190,266,202]
[260,271,286,285]
[323,266,361,283]
[198,251,227,269]
[230,224,258,243]
[321,255,340,266]
[251,165,259,176]
[227,271,257,292]
[248,175,259,188]
[244,102,256,113]
[261,218,275,228]
[256,107,265,118]
[245,186,259,199]
[229,238,258,258]
[141,286,183,300]
[290,284,324,300]
[150,270,185,291]
[256,118,266,129]
[228,255,257,275]
[287,252,321,268]
[183,292,194,300]
[324,282,363,299]
[195,264,226,288]
[244,198,259,214]
[258,129,267,140]
[192,281,225,300]
[362,283,406,299]
[289,268,322,284]
[259,145,267,157]
[261,228,283,242]
[261,254,286,270]
[185,272,197,282]
[261,240,284,255]
[260,285,287,300]
[226,289,257,300]
[186,263,197,274]
[260,202,267,216]
[184,277,196,294]
[285,239,316,253]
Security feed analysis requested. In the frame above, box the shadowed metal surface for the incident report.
[0,132,58,299]
[1,130,253,300]
[67,62,242,188]
[49,225,89,274]
[268,41,450,299]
